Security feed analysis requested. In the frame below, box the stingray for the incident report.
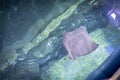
[62,26,99,59]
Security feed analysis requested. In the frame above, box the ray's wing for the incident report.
[63,26,99,59]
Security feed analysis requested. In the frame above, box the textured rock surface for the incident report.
[1,0,75,71]
[40,24,120,80]
[1,0,120,80]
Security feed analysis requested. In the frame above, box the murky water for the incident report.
[1,0,120,80]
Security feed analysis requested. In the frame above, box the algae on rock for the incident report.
[22,0,85,54]
[40,24,120,80]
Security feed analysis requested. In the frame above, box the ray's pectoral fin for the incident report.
[89,41,99,53]
[63,26,99,59]
[85,37,99,55]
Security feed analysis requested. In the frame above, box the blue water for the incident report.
[106,46,116,54]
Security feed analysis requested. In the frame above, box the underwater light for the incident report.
[110,12,116,20]
[107,7,120,29]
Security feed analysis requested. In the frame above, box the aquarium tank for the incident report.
[1,0,120,80]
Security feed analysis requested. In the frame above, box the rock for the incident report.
[1,62,40,80]
[2,0,119,80]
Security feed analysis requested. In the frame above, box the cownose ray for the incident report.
[62,26,99,59]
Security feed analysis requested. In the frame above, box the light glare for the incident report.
[110,13,116,20]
